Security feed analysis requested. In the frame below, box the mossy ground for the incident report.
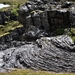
[0,69,75,75]
[0,21,23,37]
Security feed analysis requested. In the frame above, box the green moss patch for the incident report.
[0,21,23,37]
[69,28,75,43]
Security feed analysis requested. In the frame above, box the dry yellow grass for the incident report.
[0,21,23,37]
[0,69,75,75]
[0,0,27,5]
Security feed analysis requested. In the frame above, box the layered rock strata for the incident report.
[1,35,75,72]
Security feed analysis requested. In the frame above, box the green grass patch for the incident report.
[69,28,75,43]
[0,0,27,15]
[11,8,19,16]
[70,28,75,35]
[0,69,75,75]
[0,0,26,37]
[0,21,23,37]
[70,36,75,43]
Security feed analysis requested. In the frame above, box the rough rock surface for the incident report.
[1,35,75,72]
[0,27,25,51]
[0,0,75,73]
[0,11,17,25]
[18,0,75,40]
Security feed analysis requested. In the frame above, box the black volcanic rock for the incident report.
[0,0,75,73]
[22,26,48,41]
[18,0,75,39]
[2,35,75,72]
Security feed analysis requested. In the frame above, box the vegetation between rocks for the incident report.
[0,0,26,37]
[0,0,75,42]
[0,21,23,37]
[0,0,27,15]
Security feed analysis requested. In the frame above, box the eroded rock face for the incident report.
[18,0,75,39]
[1,35,75,72]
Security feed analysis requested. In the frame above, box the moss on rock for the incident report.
[0,21,23,38]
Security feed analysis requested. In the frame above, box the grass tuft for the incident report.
[0,21,23,37]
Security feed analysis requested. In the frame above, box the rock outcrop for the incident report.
[18,0,75,37]
[0,27,24,50]
[1,35,75,72]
